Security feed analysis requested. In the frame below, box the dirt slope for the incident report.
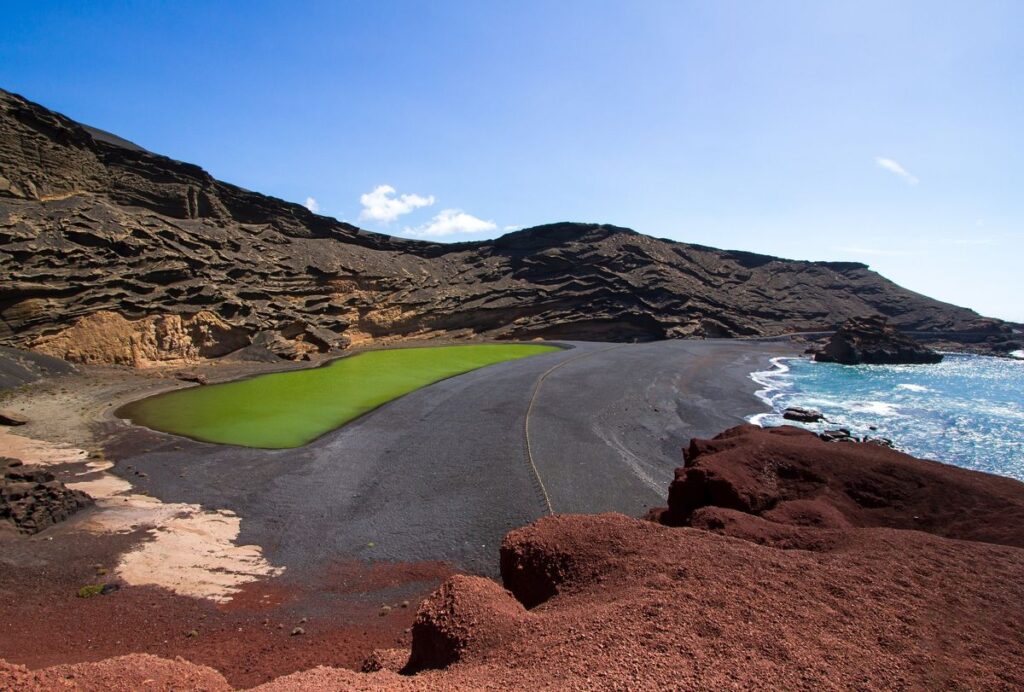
[5,426,1022,689]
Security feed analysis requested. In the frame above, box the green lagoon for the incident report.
[118,343,560,448]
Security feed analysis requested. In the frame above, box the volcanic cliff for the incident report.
[0,88,1009,365]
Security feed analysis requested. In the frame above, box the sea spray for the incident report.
[748,353,1024,482]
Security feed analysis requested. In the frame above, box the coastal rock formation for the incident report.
[650,424,1024,547]
[1,88,1012,365]
[1,457,93,534]
[29,310,251,366]
[814,315,943,365]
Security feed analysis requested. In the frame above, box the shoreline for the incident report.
[0,338,795,684]
[744,351,1024,482]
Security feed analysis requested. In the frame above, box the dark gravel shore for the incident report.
[106,339,796,576]
[0,338,796,685]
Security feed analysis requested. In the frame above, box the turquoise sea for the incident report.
[749,352,1024,482]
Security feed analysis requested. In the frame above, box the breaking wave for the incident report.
[748,353,1024,482]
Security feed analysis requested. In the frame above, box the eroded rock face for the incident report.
[0,88,1010,365]
[814,315,943,365]
[29,310,250,366]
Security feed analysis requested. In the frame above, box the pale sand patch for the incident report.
[76,458,114,475]
[0,425,88,465]
[112,509,283,603]
[2,426,282,602]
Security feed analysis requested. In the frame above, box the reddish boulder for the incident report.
[652,424,1024,548]
[406,574,528,672]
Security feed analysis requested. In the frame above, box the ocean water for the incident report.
[749,353,1024,482]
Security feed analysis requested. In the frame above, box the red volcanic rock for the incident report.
[9,511,1024,690]
[653,424,1024,548]
[1,654,230,691]
[360,648,410,673]
[6,426,1024,689]
[255,511,1019,688]
[406,574,528,672]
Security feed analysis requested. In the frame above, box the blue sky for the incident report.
[2,1,1021,321]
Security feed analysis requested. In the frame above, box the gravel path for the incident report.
[113,340,794,575]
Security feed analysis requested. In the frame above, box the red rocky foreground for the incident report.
[4,426,1023,690]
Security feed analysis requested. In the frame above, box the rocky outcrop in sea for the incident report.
[814,315,943,365]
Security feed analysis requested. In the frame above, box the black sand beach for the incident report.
[101,339,797,576]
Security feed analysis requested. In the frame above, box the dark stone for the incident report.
[1,463,93,534]
[819,429,854,443]
[782,406,825,423]
[175,371,208,385]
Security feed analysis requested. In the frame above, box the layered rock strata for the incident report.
[1,88,1010,365]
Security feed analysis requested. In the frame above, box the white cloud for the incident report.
[503,225,522,232]
[875,157,919,185]
[405,209,498,238]
[359,184,435,224]
[304,196,320,213]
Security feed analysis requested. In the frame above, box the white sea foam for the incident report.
[744,352,1024,481]
[747,412,774,427]
[748,357,794,425]
[849,401,901,416]
[1011,350,1024,360]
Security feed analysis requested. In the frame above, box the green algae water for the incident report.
[118,344,560,449]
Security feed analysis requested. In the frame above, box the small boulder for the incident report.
[819,429,854,443]
[175,372,208,385]
[361,648,409,673]
[782,406,825,423]
[0,410,27,426]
